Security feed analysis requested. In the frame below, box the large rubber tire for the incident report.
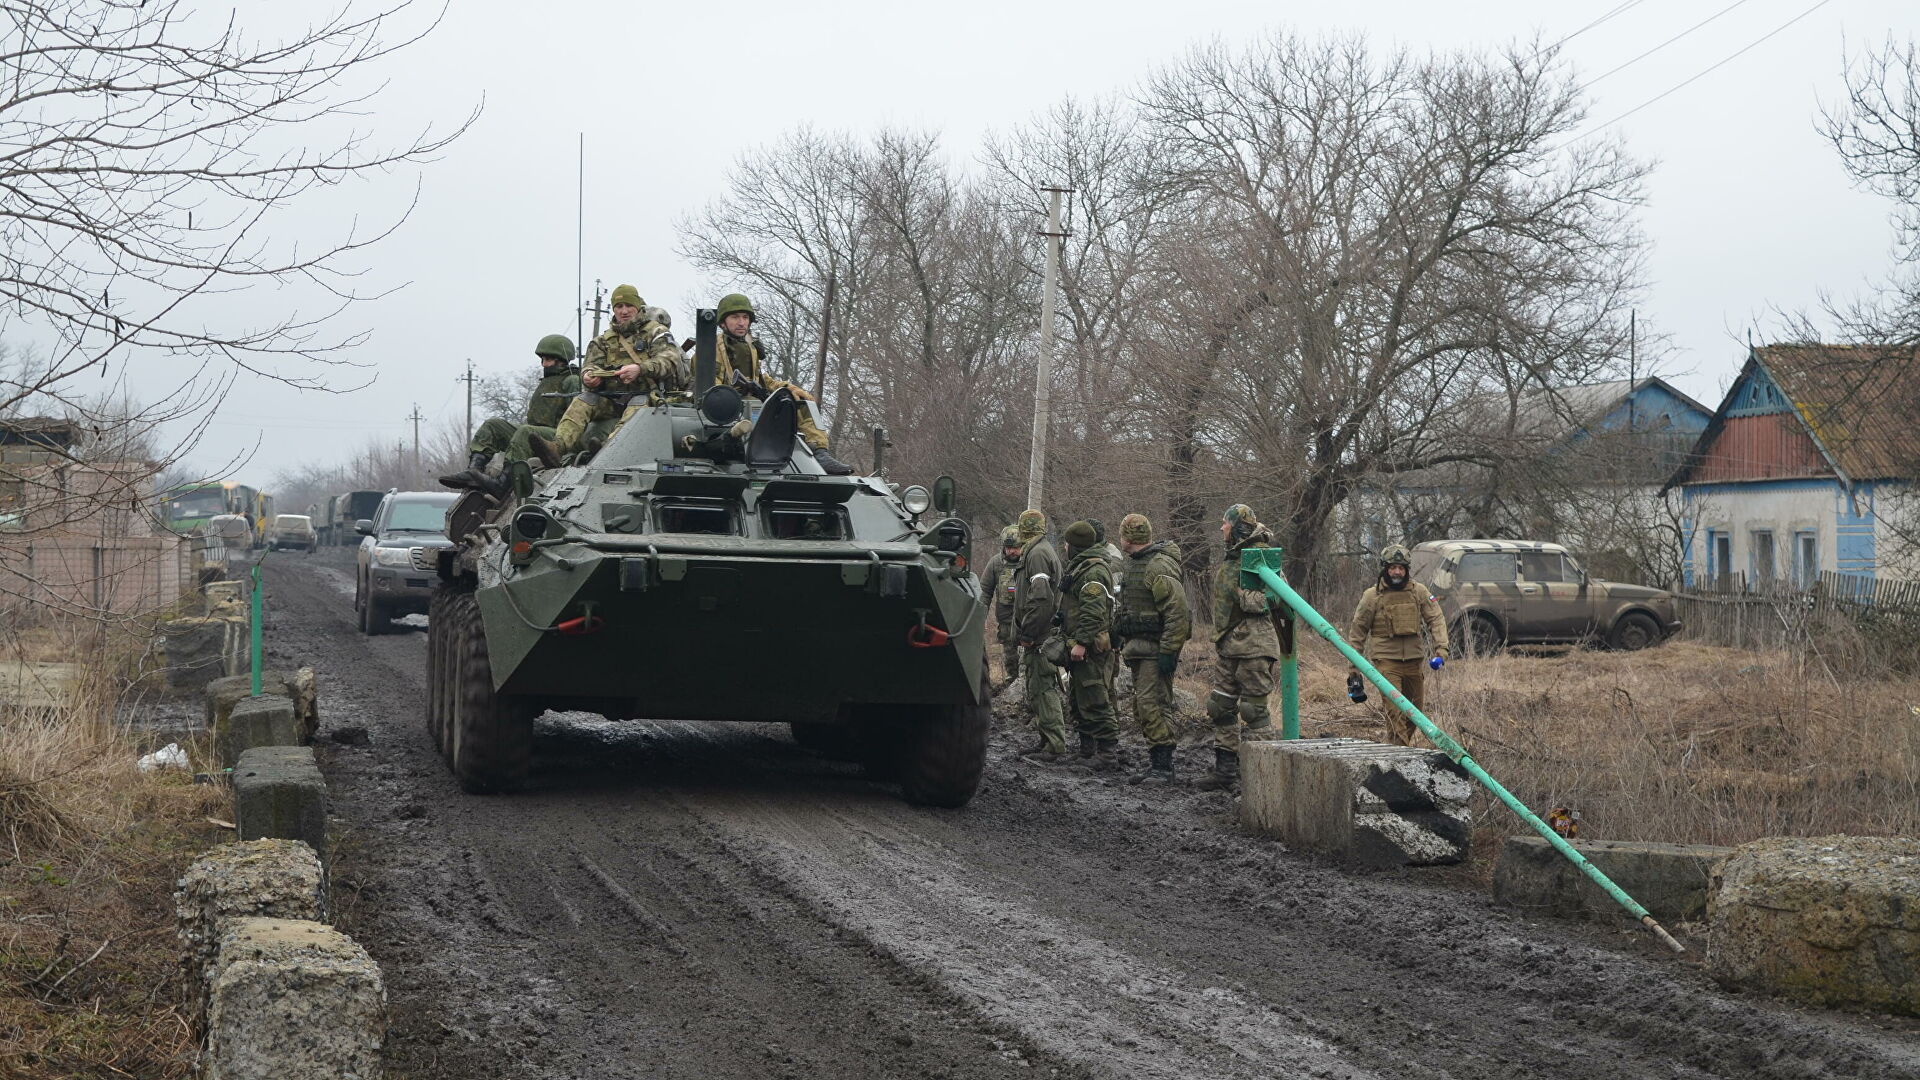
[1454,614,1503,658]
[357,583,391,636]
[1609,611,1661,651]
[444,587,534,793]
[426,585,452,750]
[894,676,991,808]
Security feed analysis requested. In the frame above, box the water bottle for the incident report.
[1346,673,1367,703]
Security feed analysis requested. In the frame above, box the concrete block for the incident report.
[219,694,299,767]
[233,746,328,862]
[206,917,384,1079]
[159,617,237,691]
[1241,737,1472,866]
[207,667,318,743]
[1494,835,1732,923]
[175,839,325,1020]
[1708,835,1920,1015]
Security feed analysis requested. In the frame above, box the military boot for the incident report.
[526,432,564,470]
[1194,748,1239,792]
[1091,738,1121,773]
[812,447,855,475]
[1077,732,1098,761]
[1129,744,1176,785]
[436,451,492,491]
[1021,738,1064,766]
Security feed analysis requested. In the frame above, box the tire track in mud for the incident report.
[264,550,1920,1080]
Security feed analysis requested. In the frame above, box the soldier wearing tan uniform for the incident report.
[538,283,685,461]
[977,526,1023,687]
[1346,542,1449,747]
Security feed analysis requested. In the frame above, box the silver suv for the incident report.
[1410,540,1680,654]
[353,490,457,635]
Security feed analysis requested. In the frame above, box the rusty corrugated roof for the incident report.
[1754,344,1920,482]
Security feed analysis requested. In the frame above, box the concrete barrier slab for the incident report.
[1494,835,1731,923]
[233,746,328,862]
[220,694,299,767]
[206,668,318,742]
[1709,835,1920,1015]
[174,839,325,1021]
[207,917,384,1079]
[1241,737,1472,866]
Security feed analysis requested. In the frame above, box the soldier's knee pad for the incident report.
[1239,693,1272,729]
[1207,689,1238,726]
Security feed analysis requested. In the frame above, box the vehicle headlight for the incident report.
[373,546,413,567]
[901,485,931,516]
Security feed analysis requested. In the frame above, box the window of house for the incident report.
[1795,531,1818,589]
[1454,552,1518,582]
[1517,551,1571,583]
[1751,530,1775,585]
[1710,531,1732,587]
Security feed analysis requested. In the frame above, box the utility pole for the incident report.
[585,279,608,341]
[1025,186,1069,511]
[576,132,585,356]
[456,359,478,442]
[406,404,424,486]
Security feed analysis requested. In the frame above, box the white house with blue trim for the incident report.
[1667,345,1917,588]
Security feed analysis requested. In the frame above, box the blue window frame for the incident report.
[1793,530,1818,588]
[1708,529,1731,586]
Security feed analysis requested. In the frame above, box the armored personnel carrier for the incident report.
[426,310,990,806]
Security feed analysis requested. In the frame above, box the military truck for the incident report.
[426,310,990,806]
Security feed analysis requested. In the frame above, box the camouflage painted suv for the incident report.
[1409,540,1680,654]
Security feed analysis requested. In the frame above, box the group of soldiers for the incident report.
[440,286,853,496]
[984,505,1449,789]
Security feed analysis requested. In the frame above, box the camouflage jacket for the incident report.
[1212,540,1280,660]
[1060,546,1115,652]
[583,317,686,396]
[1012,537,1062,644]
[1117,541,1190,658]
[980,550,1020,626]
[525,366,581,429]
[717,333,788,393]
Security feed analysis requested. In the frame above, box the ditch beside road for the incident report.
[269,547,1920,1080]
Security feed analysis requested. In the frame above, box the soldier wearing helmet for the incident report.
[1198,504,1281,791]
[439,334,582,496]
[977,524,1025,689]
[708,293,854,475]
[1346,542,1449,747]
[533,284,686,463]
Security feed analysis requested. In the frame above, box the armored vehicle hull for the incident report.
[427,369,990,807]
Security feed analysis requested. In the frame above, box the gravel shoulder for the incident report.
[267,549,1920,1080]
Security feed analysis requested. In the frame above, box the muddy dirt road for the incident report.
[268,549,1918,1079]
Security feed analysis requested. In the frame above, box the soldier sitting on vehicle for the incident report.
[529,284,685,465]
[705,293,854,475]
[440,334,580,496]
[1346,542,1448,747]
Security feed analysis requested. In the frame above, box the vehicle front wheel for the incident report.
[893,676,991,808]
[357,587,390,636]
[1609,611,1661,651]
[1454,614,1504,658]
[444,587,534,793]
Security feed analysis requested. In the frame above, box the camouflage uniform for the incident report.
[712,294,851,474]
[1347,543,1449,747]
[1199,504,1280,790]
[977,525,1022,682]
[1115,514,1190,762]
[551,285,686,456]
[468,358,581,462]
[1010,509,1066,757]
[1056,521,1120,768]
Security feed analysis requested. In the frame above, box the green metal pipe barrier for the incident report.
[1238,548,1686,954]
[1278,624,1301,740]
[249,561,264,697]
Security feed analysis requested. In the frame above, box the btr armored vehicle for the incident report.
[427,310,990,805]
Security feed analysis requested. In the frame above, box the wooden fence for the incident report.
[1673,570,1920,655]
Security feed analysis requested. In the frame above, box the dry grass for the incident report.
[0,664,227,1079]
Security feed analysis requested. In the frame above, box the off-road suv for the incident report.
[353,490,457,635]
[1410,539,1680,654]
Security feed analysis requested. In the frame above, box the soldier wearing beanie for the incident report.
[534,283,686,464]
[1115,513,1190,784]
[1050,519,1121,770]
[1199,504,1281,791]
[978,525,1025,688]
[1011,509,1067,759]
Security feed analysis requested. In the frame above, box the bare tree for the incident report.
[1820,35,1920,345]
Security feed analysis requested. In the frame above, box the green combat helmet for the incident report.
[1000,525,1020,549]
[716,293,755,323]
[535,334,575,363]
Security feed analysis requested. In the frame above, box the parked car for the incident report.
[353,490,457,635]
[1409,540,1681,654]
[269,514,317,552]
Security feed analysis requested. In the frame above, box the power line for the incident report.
[1583,0,1756,87]
[1552,0,1651,52]
[1576,0,1835,140]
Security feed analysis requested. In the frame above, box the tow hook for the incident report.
[907,611,950,649]
[556,602,604,636]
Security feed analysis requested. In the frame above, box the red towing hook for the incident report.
[555,612,605,636]
[907,615,950,648]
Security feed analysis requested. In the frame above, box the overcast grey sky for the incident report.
[134,0,1914,484]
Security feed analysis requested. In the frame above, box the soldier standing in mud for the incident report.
[1012,509,1067,762]
[1346,543,1449,747]
[1054,520,1122,772]
[1199,504,1280,791]
[978,525,1023,690]
[1115,514,1189,785]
